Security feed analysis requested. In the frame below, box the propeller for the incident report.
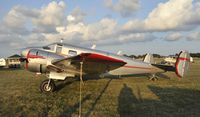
[19,57,28,62]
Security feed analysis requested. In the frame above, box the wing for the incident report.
[47,53,127,75]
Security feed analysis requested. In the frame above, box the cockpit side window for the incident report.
[38,50,48,58]
[56,45,62,54]
[36,51,38,55]
[29,49,38,55]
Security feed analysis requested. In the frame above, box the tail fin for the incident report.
[175,51,190,78]
[144,53,155,64]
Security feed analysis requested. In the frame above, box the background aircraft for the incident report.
[20,42,190,93]
[163,56,194,65]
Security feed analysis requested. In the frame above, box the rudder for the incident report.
[143,53,155,64]
[175,51,190,78]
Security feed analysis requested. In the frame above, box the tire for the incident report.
[40,79,56,93]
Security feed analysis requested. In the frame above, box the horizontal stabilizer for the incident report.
[152,51,190,78]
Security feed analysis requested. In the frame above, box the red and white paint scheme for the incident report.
[20,43,190,92]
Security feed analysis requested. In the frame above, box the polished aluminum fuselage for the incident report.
[22,43,164,76]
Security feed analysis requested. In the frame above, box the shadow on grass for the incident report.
[59,94,91,117]
[84,79,112,117]
[55,76,112,116]
[118,85,200,117]
[55,73,171,93]
[56,78,78,92]
[83,74,152,81]
[156,73,171,80]
[118,84,140,117]
[106,73,171,80]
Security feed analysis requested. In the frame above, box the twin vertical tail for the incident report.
[175,51,190,78]
[143,53,155,64]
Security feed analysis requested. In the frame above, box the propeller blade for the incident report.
[19,57,28,63]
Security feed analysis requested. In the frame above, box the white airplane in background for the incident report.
[163,56,194,65]
[20,42,190,93]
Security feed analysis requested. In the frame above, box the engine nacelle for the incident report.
[24,49,64,73]
[27,63,47,73]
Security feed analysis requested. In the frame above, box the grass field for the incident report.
[0,59,200,117]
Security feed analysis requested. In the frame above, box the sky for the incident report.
[0,0,200,58]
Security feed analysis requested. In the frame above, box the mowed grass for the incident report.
[0,59,200,117]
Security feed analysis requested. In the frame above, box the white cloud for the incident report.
[35,1,65,26]
[1,5,34,35]
[67,7,86,24]
[32,1,66,33]
[105,0,140,17]
[67,15,75,22]
[1,1,67,34]
[92,33,155,47]
[123,0,200,32]
[1,0,200,57]
[186,32,200,40]
[164,32,183,41]
[145,0,192,31]
[118,33,155,42]
[85,18,118,41]
[46,18,117,43]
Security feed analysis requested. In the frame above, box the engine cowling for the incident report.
[23,49,64,73]
[27,63,47,73]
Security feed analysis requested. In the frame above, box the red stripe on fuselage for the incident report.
[123,65,156,70]
[28,54,45,59]
[25,50,46,69]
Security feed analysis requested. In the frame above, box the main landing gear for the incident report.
[149,74,158,81]
[40,79,56,92]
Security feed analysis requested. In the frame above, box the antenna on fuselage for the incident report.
[91,44,96,49]
[117,51,122,55]
[60,38,64,43]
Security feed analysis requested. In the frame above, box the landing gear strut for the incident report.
[149,74,158,81]
[40,79,56,92]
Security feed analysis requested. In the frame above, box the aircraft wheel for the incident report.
[40,79,56,93]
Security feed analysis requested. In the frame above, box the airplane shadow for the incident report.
[58,78,112,117]
[84,79,112,117]
[59,94,91,117]
[156,73,171,80]
[55,72,171,92]
[55,78,78,92]
[55,75,112,92]
[118,85,200,117]
[84,74,150,81]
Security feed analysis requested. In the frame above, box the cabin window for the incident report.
[56,46,62,54]
[29,49,38,55]
[38,50,48,58]
[36,51,38,55]
[68,50,77,56]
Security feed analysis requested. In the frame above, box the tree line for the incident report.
[123,53,200,59]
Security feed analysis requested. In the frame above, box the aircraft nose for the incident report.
[21,49,29,57]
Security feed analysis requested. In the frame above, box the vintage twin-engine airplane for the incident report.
[20,42,190,92]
